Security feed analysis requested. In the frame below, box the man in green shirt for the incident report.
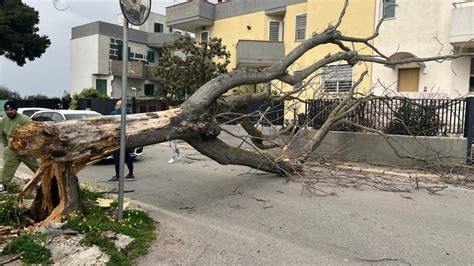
[0,101,39,193]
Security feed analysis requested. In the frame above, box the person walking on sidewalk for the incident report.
[168,139,180,164]
[0,101,39,193]
[108,100,135,182]
[167,103,181,164]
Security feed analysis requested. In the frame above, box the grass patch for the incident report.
[65,198,156,265]
[2,233,52,264]
[0,183,155,265]
[5,183,20,194]
[0,195,28,228]
[79,182,107,201]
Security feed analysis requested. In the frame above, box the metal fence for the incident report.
[217,100,284,126]
[306,98,468,136]
[14,98,70,110]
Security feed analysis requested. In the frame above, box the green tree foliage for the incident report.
[70,87,109,110]
[26,94,48,100]
[0,85,20,99]
[385,101,441,136]
[0,0,51,66]
[154,35,231,100]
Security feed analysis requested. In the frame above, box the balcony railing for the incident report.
[110,60,145,79]
[450,1,474,47]
[166,0,215,32]
[110,60,162,81]
[236,40,284,69]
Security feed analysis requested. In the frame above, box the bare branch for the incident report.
[334,0,349,29]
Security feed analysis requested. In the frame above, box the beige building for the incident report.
[70,13,180,98]
[372,0,474,98]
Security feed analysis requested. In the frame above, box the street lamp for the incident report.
[118,0,151,221]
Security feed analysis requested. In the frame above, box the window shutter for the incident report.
[295,14,307,41]
[201,31,209,42]
[154,23,163,33]
[269,21,280,41]
[383,0,396,19]
[147,51,155,63]
[144,84,155,96]
[321,65,353,92]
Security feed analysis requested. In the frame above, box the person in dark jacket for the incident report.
[108,100,135,182]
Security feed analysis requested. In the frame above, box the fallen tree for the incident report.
[10,0,473,223]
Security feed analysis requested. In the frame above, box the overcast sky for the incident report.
[0,0,176,98]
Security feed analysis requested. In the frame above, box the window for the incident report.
[147,51,155,63]
[96,79,107,95]
[469,58,474,92]
[32,112,53,121]
[269,21,281,41]
[51,113,64,121]
[144,84,155,96]
[23,110,36,117]
[383,0,396,19]
[154,23,163,33]
[117,45,131,60]
[321,65,353,93]
[295,14,307,41]
[398,68,420,92]
[201,31,209,42]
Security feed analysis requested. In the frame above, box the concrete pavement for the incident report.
[77,143,473,265]
[2,124,473,264]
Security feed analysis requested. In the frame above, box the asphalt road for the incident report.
[78,142,474,265]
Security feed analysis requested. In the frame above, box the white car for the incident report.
[31,109,101,121]
[18,107,53,117]
[31,109,143,159]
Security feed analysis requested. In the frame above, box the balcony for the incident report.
[236,40,284,69]
[145,66,160,81]
[147,32,181,48]
[110,60,145,79]
[166,0,215,32]
[450,1,474,47]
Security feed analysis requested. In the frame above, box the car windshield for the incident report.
[23,110,38,117]
[64,113,100,120]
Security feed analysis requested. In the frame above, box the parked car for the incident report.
[31,109,101,121]
[17,107,53,117]
[31,110,143,159]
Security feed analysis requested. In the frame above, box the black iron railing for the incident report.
[306,98,468,136]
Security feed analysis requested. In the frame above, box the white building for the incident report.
[70,13,181,98]
[372,0,474,98]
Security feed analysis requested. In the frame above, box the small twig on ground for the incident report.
[249,196,270,203]
[355,257,411,265]
[0,254,22,265]
[185,156,206,161]
[228,185,244,195]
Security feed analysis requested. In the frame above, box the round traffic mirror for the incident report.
[119,0,151,26]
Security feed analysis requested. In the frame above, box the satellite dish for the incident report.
[119,0,151,26]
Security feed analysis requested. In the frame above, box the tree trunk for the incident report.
[12,108,294,223]
[28,162,83,223]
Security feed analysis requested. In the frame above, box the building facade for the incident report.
[166,0,377,103]
[372,0,474,98]
[166,0,474,101]
[70,12,180,98]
